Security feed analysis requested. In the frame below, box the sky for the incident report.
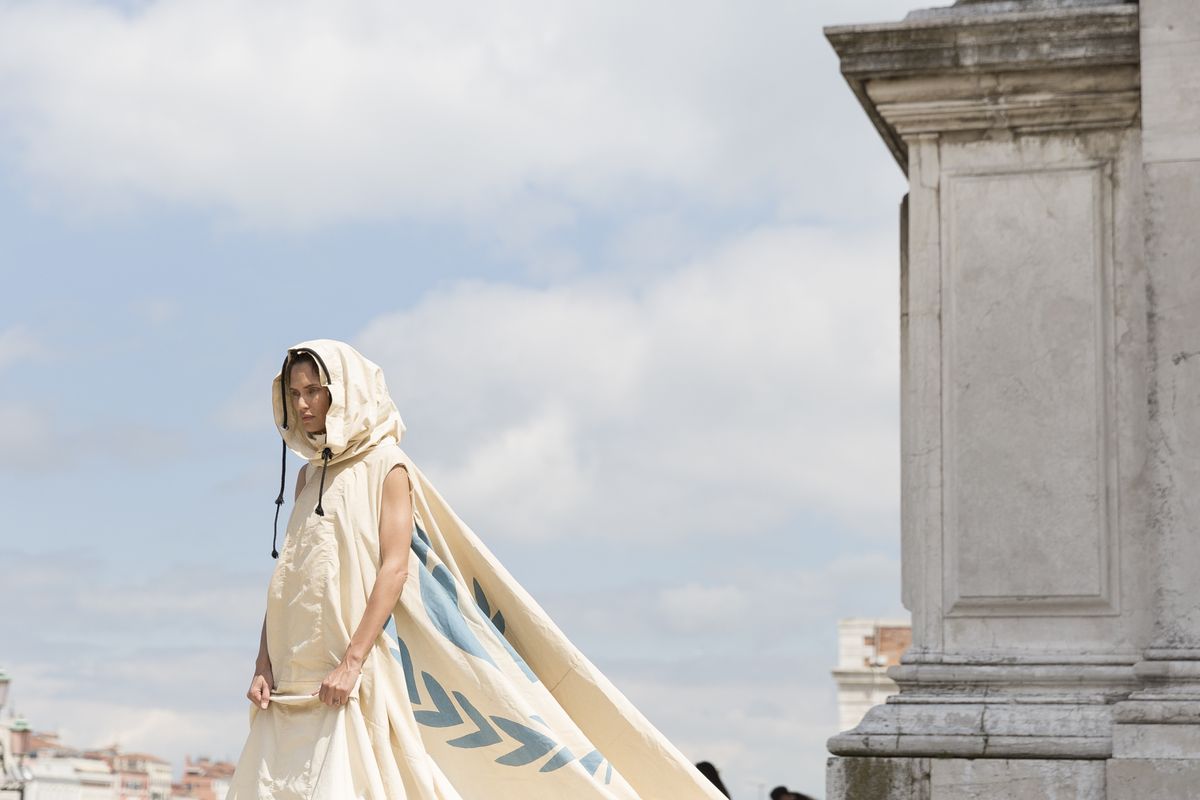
[0,0,921,797]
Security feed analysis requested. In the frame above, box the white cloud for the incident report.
[130,296,181,326]
[12,668,248,765]
[657,583,750,634]
[0,325,45,369]
[0,409,190,473]
[0,0,911,231]
[0,551,265,765]
[0,552,264,650]
[2,549,900,792]
[200,218,903,794]
[0,4,919,791]
[358,223,899,543]
[429,407,593,542]
[0,404,55,468]
[537,552,905,796]
[603,655,843,799]
[217,354,283,432]
[541,551,905,655]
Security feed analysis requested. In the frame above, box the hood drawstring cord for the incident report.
[271,439,286,559]
[315,447,332,516]
[272,353,292,559]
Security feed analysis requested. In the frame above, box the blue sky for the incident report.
[0,0,918,796]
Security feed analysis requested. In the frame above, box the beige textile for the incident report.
[227,339,723,800]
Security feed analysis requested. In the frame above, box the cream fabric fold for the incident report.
[227,339,724,800]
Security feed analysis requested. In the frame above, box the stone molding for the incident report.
[1113,700,1200,726]
[871,72,1140,139]
[914,0,1136,19]
[825,4,1139,169]
[829,699,1118,758]
[829,658,1141,758]
[890,660,1139,696]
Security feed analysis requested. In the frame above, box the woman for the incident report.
[227,339,725,799]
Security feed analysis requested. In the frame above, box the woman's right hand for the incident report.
[247,661,274,709]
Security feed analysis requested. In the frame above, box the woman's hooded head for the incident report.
[268,339,405,557]
[272,339,405,464]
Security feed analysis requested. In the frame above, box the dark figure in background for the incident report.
[771,786,816,800]
[695,762,730,798]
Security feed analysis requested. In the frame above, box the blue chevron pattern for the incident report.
[413,671,463,728]
[388,634,615,783]
[490,716,558,766]
[539,746,575,773]
[579,749,603,775]
[447,691,503,748]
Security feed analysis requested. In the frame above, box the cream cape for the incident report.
[227,339,724,800]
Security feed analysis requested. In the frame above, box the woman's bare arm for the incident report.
[316,464,413,707]
[347,464,412,662]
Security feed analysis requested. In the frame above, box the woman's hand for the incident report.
[247,661,274,709]
[314,655,362,708]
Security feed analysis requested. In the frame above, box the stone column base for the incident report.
[827,757,1107,800]
[1106,693,1200,800]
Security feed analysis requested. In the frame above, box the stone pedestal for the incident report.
[1105,0,1200,793]
[822,0,1200,796]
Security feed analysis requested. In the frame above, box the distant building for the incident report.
[24,755,116,800]
[174,756,234,800]
[84,749,172,800]
[19,734,174,800]
[21,731,117,800]
[831,617,911,732]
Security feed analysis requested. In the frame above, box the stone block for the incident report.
[930,759,1105,800]
[1141,0,1200,163]
[1107,758,1200,800]
[827,757,930,800]
[1112,724,1200,759]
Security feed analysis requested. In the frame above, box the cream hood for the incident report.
[268,338,406,557]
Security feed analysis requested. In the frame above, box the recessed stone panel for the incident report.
[942,162,1117,616]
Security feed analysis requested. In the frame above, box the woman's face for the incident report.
[288,361,331,434]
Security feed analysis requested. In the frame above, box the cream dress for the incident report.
[226,339,724,800]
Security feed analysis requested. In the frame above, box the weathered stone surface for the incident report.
[1112,724,1200,759]
[1137,158,1200,657]
[828,757,1108,799]
[828,88,1147,761]
[824,3,1138,168]
[827,757,930,800]
[830,691,1119,758]
[1107,759,1200,800]
[913,1,1135,20]
[1140,0,1200,162]
[823,0,1200,796]
[931,759,1106,800]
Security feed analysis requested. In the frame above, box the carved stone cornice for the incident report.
[825,4,1139,170]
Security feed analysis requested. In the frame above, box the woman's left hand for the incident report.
[314,655,362,708]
